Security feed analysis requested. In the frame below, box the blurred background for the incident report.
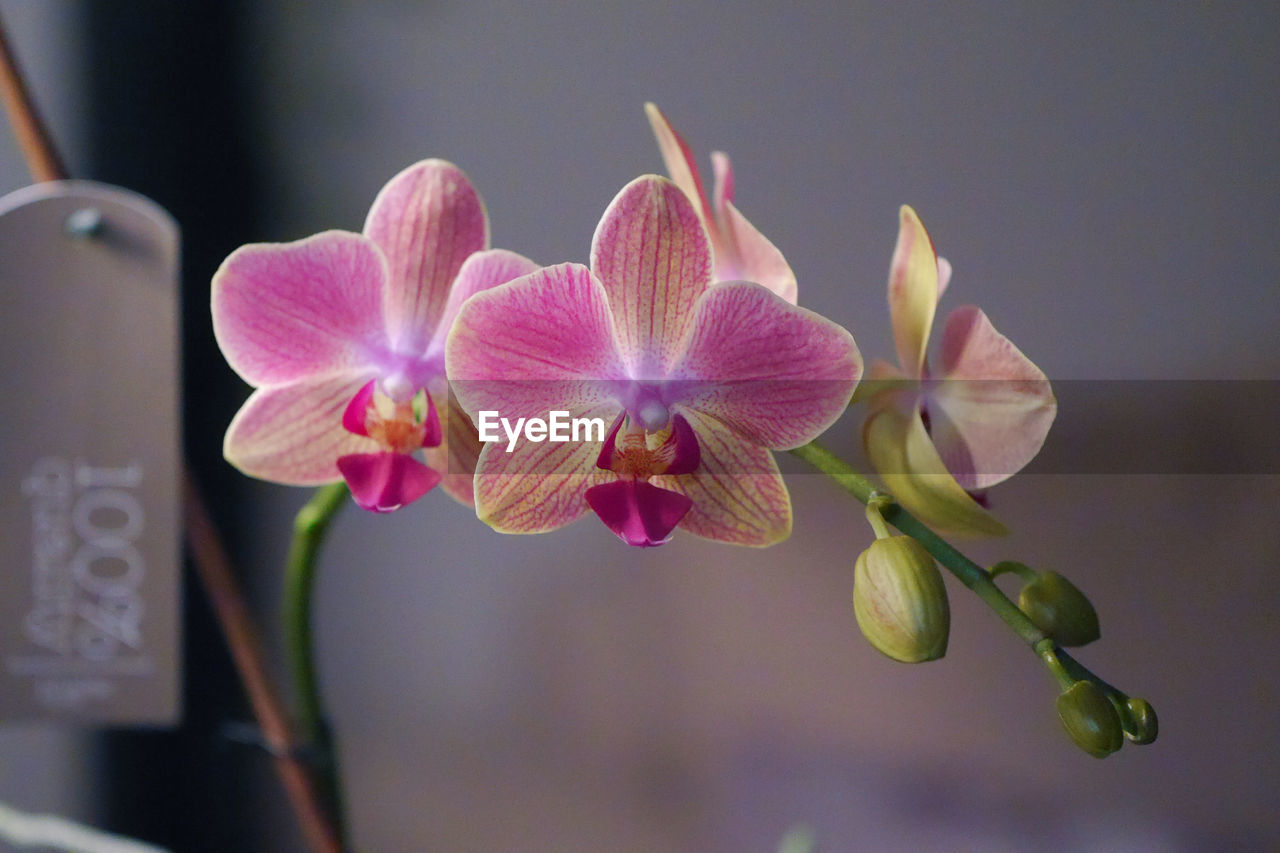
[1,1,1277,850]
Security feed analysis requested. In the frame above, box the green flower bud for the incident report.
[853,536,949,663]
[1122,696,1158,744]
[1056,681,1124,758]
[1018,570,1100,647]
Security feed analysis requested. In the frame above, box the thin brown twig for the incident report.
[183,476,342,853]
[0,17,64,182]
[0,14,343,853]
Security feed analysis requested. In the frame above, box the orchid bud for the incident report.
[1056,681,1123,758]
[1018,570,1100,647]
[853,536,949,662]
[1122,696,1158,744]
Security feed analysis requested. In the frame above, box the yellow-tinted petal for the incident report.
[888,205,940,377]
[863,404,1008,537]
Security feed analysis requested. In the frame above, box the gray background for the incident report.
[2,2,1278,851]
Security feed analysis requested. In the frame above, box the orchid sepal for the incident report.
[645,102,798,303]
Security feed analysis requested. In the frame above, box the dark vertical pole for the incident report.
[83,3,287,850]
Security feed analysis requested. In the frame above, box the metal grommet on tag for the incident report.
[64,207,104,239]
[0,180,182,726]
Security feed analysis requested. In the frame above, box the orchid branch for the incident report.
[283,482,352,848]
[789,439,1156,754]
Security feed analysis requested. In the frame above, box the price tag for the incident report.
[0,181,181,725]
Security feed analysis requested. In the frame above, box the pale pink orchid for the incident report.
[645,102,797,304]
[446,175,861,547]
[863,205,1056,536]
[213,159,537,512]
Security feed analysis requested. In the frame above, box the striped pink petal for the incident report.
[363,159,489,352]
[710,151,798,304]
[224,373,377,484]
[427,248,540,357]
[927,305,1056,490]
[644,102,714,225]
[888,205,940,378]
[212,232,389,386]
[650,408,792,546]
[668,282,861,449]
[471,404,617,534]
[590,176,713,377]
[423,391,484,507]
[445,262,628,419]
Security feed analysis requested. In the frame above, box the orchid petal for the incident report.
[224,373,377,484]
[590,176,713,376]
[423,391,484,507]
[212,232,388,386]
[863,404,1008,537]
[363,159,489,351]
[888,205,939,378]
[427,248,540,357]
[710,152,798,304]
[585,479,693,547]
[651,408,791,546]
[644,102,713,224]
[668,282,861,449]
[661,412,702,475]
[711,150,734,214]
[471,405,617,534]
[594,411,627,471]
[936,256,952,299]
[446,262,627,418]
[337,452,441,513]
[342,379,376,436]
[926,305,1056,490]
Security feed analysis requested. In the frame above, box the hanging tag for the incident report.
[0,181,181,725]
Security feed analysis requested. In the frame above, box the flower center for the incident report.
[342,379,442,453]
[596,410,700,481]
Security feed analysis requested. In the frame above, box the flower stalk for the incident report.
[283,482,352,848]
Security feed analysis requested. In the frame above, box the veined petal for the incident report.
[364,159,489,351]
[590,176,713,376]
[927,305,1056,490]
[471,402,617,534]
[644,102,714,224]
[651,408,791,546]
[426,248,540,357]
[423,391,484,507]
[668,282,861,449]
[445,262,628,418]
[863,404,1008,537]
[888,205,940,377]
[212,232,389,386]
[585,479,692,547]
[224,373,377,485]
[711,152,798,304]
[337,452,441,513]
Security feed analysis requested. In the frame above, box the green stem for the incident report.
[789,441,1047,648]
[283,482,351,848]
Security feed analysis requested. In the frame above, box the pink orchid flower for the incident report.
[212,160,537,512]
[645,103,797,304]
[446,175,861,547]
[863,205,1056,536]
